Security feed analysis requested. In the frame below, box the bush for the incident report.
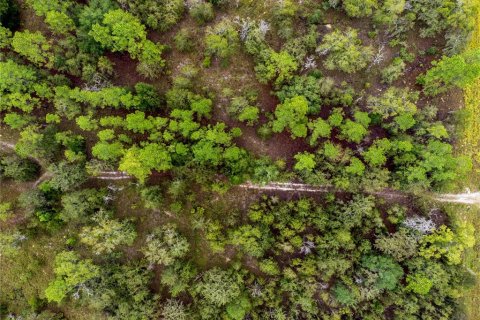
[174,28,195,52]
[0,154,40,181]
[317,28,373,73]
[190,1,214,25]
[381,58,406,84]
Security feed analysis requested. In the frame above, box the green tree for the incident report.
[194,268,242,306]
[161,299,189,320]
[361,255,404,291]
[205,19,239,62]
[367,87,418,119]
[119,144,172,183]
[294,152,316,173]
[374,228,418,261]
[80,213,137,255]
[45,251,99,303]
[343,0,377,17]
[117,0,184,31]
[142,224,190,266]
[45,11,75,34]
[48,161,88,192]
[308,118,332,145]
[60,189,106,222]
[255,50,298,86]
[189,1,215,24]
[406,273,433,295]
[340,119,368,143]
[12,30,53,67]
[317,28,373,73]
[0,154,40,181]
[90,9,146,56]
[419,49,480,95]
[272,96,309,138]
[92,141,124,161]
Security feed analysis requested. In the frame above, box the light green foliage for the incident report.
[294,152,316,172]
[394,113,416,131]
[125,111,155,133]
[205,19,239,61]
[317,28,373,73]
[419,223,475,265]
[427,123,449,139]
[343,0,377,17]
[76,114,99,131]
[406,273,433,295]
[0,202,12,221]
[363,139,390,167]
[89,9,165,78]
[45,11,75,34]
[340,119,368,143]
[272,96,309,138]
[194,268,242,306]
[142,224,190,266]
[90,9,146,56]
[346,157,366,176]
[12,31,53,67]
[190,96,213,120]
[226,296,252,320]
[412,0,474,38]
[255,50,298,86]
[136,40,166,78]
[26,0,72,16]
[119,144,172,183]
[237,106,259,125]
[45,251,99,303]
[80,213,137,254]
[258,259,280,276]
[15,125,59,161]
[0,25,12,48]
[419,49,480,95]
[367,87,418,119]
[45,113,61,124]
[92,141,124,161]
[308,118,332,145]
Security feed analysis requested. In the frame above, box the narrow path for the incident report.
[1,140,479,204]
[435,192,480,205]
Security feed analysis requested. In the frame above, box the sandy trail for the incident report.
[1,140,479,204]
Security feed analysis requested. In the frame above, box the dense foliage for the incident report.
[0,0,478,319]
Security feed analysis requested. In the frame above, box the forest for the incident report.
[0,0,480,319]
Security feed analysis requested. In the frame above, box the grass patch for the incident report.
[461,0,480,183]
[458,2,480,318]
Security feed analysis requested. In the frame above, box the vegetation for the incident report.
[0,0,478,319]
